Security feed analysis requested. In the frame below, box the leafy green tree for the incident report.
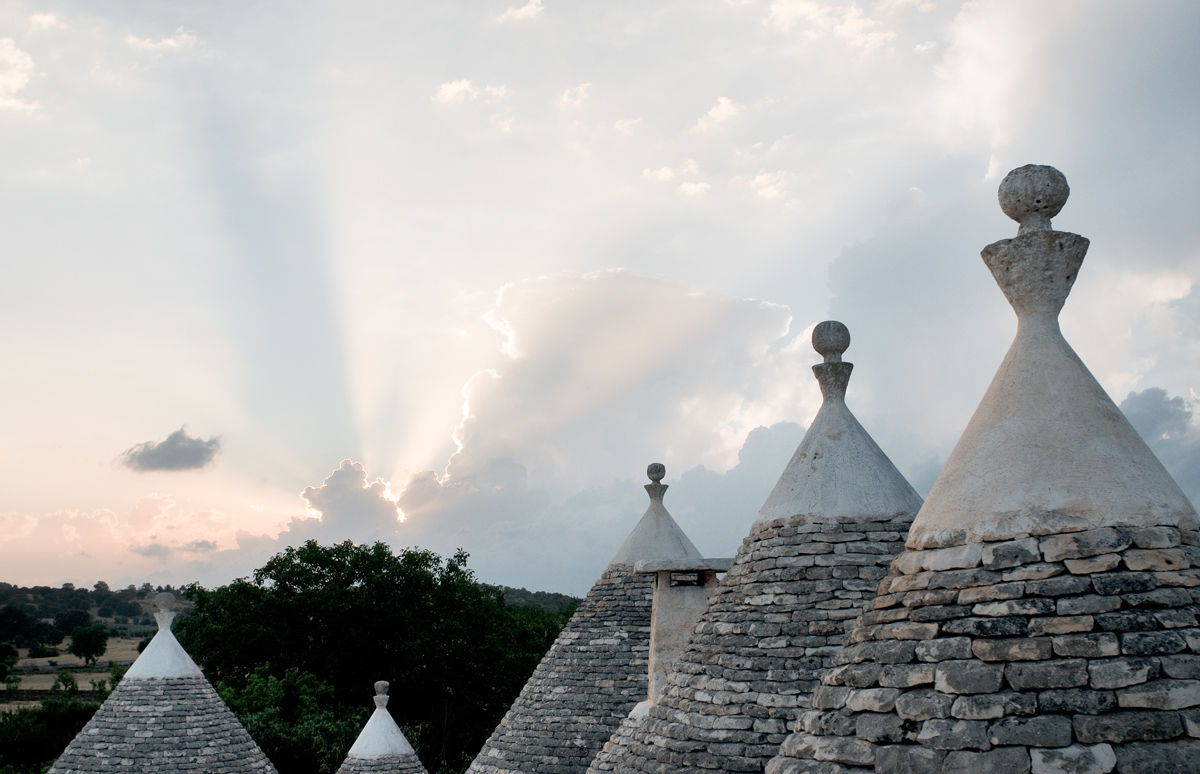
[177,541,571,774]
[53,610,92,639]
[219,666,365,774]
[68,624,108,666]
[0,643,16,681]
[0,692,99,774]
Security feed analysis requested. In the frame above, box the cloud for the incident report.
[430,79,507,105]
[0,38,37,113]
[679,181,711,197]
[132,542,171,559]
[559,82,590,108]
[124,26,198,52]
[442,271,820,493]
[745,169,789,199]
[1121,388,1200,507]
[642,166,675,182]
[29,13,65,32]
[766,1,895,51]
[121,428,221,472]
[613,118,642,135]
[496,0,545,23]
[293,459,404,543]
[693,96,742,132]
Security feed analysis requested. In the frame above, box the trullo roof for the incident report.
[48,596,277,773]
[467,464,701,774]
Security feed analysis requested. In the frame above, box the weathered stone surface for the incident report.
[915,638,973,662]
[982,538,1041,570]
[1037,689,1118,714]
[1086,658,1158,690]
[843,687,900,713]
[988,714,1073,747]
[878,663,935,688]
[1052,633,1119,659]
[916,719,991,750]
[854,712,903,743]
[935,661,1005,694]
[476,565,653,774]
[1028,743,1116,774]
[944,746,1031,773]
[1116,679,1200,710]
[1006,660,1089,690]
[1030,616,1095,636]
[972,638,1053,662]
[1073,711,1182,743]
[894,689,953,721]
[1124,549,1190,572]
[873,745,946,773]
[1065,554,1122,574]
[1112,740,1200,773]
[1041,529,1133,563]
[951,691,1036,720]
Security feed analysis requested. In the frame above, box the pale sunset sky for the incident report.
[2,0,1198,595]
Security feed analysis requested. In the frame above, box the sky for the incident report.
[1,0,1198,596]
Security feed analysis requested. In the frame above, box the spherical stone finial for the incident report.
[155,592,175,611]
[374,680,390,698]
[998,164,1069,235]
[812,321,850,363]
[647,463,666,483]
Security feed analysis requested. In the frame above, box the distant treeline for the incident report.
[496,585,581,613]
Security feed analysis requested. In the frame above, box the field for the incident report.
[1,636,144,712]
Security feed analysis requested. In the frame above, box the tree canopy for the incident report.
[67,624,108,666]
[176,540,575,774]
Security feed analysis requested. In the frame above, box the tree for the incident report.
[54,610,92,639]
[68,624,107,666]
[0,643,16,682]
[219,667,365,774]
[176,541,573,774]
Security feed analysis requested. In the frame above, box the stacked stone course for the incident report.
[49,675,277,773]
[469,565,654,773]
[768,524,1200,773]
[338,755,427,774]
[600,512,913,772]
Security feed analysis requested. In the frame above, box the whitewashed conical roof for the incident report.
[49,596,277,773]
[337,681,427,774]
[908,165,1198,548]
[758,321,923,523]
[608,463,704,567]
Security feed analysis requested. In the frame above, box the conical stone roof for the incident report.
[602,322,923,773]
[337,681,428,774]
[49,596,277,773]
[467,465,699,774]
[767,165,1200,774]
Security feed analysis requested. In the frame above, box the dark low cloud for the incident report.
[1121,388,1200,508]
[182,540,218,553]
[121,427,221,471]
[131,542,171,559]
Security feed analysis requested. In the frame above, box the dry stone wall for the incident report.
[48,676,278,773]
[766,524,1200,773]
[606,511,913,772]
[338,754,427,774]
[468,564,653,774]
